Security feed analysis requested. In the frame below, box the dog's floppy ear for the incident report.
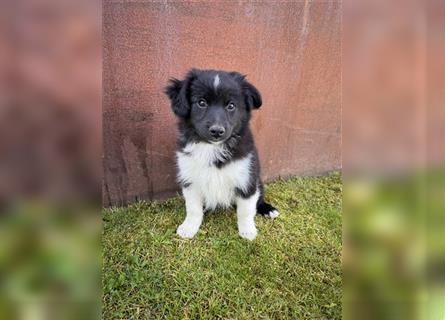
[242,80,262,110]
[164,69,197,118]
[229,71,262,110]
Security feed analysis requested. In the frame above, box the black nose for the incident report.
[209,125,225,138]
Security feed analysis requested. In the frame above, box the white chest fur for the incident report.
[176,142,252,210]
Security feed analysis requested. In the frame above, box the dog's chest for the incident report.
[176,143,251,209]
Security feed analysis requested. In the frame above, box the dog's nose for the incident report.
[209,125,225,138]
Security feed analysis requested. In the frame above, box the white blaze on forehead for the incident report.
[213,74,220,90]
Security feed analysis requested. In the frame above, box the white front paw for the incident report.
[238,224,258,241]
[177,222,199,239]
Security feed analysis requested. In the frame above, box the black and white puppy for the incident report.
[165,69,279,240]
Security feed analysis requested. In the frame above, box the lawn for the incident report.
[102,172,342,319]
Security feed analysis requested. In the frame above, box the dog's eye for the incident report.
[226,102,236,111]
[197,99,207,108]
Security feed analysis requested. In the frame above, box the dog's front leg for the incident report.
[177,187,203,239]
[236,190,260,241]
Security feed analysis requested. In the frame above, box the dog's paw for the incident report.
[238,225,258,241]
[265,210,280,219]
[257,202,279,219]
[177,223,199,239]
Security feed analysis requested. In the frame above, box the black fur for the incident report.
[164,68,277,216]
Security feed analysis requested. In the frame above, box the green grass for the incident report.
[102,172,342,319]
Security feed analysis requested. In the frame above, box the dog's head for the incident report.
[164,69,262,143]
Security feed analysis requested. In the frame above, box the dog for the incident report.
[164,69,279,240]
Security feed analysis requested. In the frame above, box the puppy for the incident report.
[165,69,279,240]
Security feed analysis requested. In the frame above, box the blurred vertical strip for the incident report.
[426,1,445,319]
[0,0,101,319]
[343,0,445,319]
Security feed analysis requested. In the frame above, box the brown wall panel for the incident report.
[103,1,341,206]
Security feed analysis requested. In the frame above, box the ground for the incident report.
[102,172,342,319]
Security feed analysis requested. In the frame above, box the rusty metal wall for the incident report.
[103,1,341,207]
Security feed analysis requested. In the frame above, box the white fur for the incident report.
[177,142,252,210]
[176,142,260,239]
[267,210,280,219]
[177,187,203,238]
[213,74,220,90]
[236,190,259,240]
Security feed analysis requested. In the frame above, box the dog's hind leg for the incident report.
[256,181,279,219]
